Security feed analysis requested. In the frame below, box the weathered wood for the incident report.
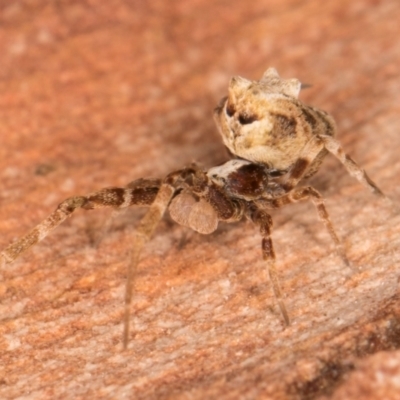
[0,1,399,398]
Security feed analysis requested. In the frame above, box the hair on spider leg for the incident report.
[1,68,392,349]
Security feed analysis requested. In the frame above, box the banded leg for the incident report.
[122,167,206,348]
[123,168,246,348]
[1,181,160,266]
[249,207,290,326]
[268,186,349,266]
[94,179,162,247]
[123,181,177,349]
[320,134,386,199]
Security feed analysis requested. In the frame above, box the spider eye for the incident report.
[226,102,236,117]
[238,113,257,125]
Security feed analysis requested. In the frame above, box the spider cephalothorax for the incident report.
[1,68,388,348]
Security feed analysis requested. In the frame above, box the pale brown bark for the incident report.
[0,1,400,399]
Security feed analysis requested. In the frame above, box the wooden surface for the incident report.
[0,1,400,399]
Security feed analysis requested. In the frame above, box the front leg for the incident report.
[1,179,160,265]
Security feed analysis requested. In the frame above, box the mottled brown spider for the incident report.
[1,68,388,349]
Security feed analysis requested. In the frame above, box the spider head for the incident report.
[214,68,308,171]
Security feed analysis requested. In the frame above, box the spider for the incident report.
[1,68,388,349]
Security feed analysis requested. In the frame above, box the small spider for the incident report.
[1,68,388,349]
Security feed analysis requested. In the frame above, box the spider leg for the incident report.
[123,168,246,348]
[1,181,160,266]
[123,181,177,349]
[94,179,162,247]
[248,207,290,326]
[320,134,387,199]
[267,186,350,266]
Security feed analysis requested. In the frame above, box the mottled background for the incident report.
[0,1,400,399]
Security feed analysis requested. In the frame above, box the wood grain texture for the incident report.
[0,1,400,399]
